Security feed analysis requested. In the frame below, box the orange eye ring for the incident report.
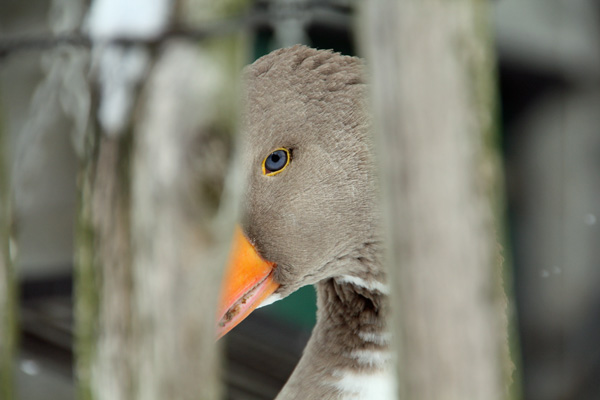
[262,148,290,176]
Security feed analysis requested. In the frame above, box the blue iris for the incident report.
[265,149,288,173]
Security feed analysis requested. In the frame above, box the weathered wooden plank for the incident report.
[362,1,514,399]
[76,1,249,399]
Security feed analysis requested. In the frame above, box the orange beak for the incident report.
[216,225,279,339]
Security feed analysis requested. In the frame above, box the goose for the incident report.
[216,45,394,400]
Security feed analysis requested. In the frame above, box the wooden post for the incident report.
[76,1,248,399]
[362,1,514,399]
[0,110,17,400]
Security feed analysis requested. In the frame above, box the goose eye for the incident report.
[262,148,290,176]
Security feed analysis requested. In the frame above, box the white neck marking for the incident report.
[257,293,282,308]
[335,274,390,295]
[348,349,392,369]
[358,331,391,346]
[333,369,397,400]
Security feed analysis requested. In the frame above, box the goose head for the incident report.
[217,45,381,339]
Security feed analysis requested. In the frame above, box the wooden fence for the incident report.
[0,1,513,399]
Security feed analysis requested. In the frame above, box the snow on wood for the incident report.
[87,0,172,137]
[87,0,172,40]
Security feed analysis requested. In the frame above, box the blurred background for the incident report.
[1,0,599,399]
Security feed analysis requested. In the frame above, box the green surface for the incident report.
[265,286,317,329]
